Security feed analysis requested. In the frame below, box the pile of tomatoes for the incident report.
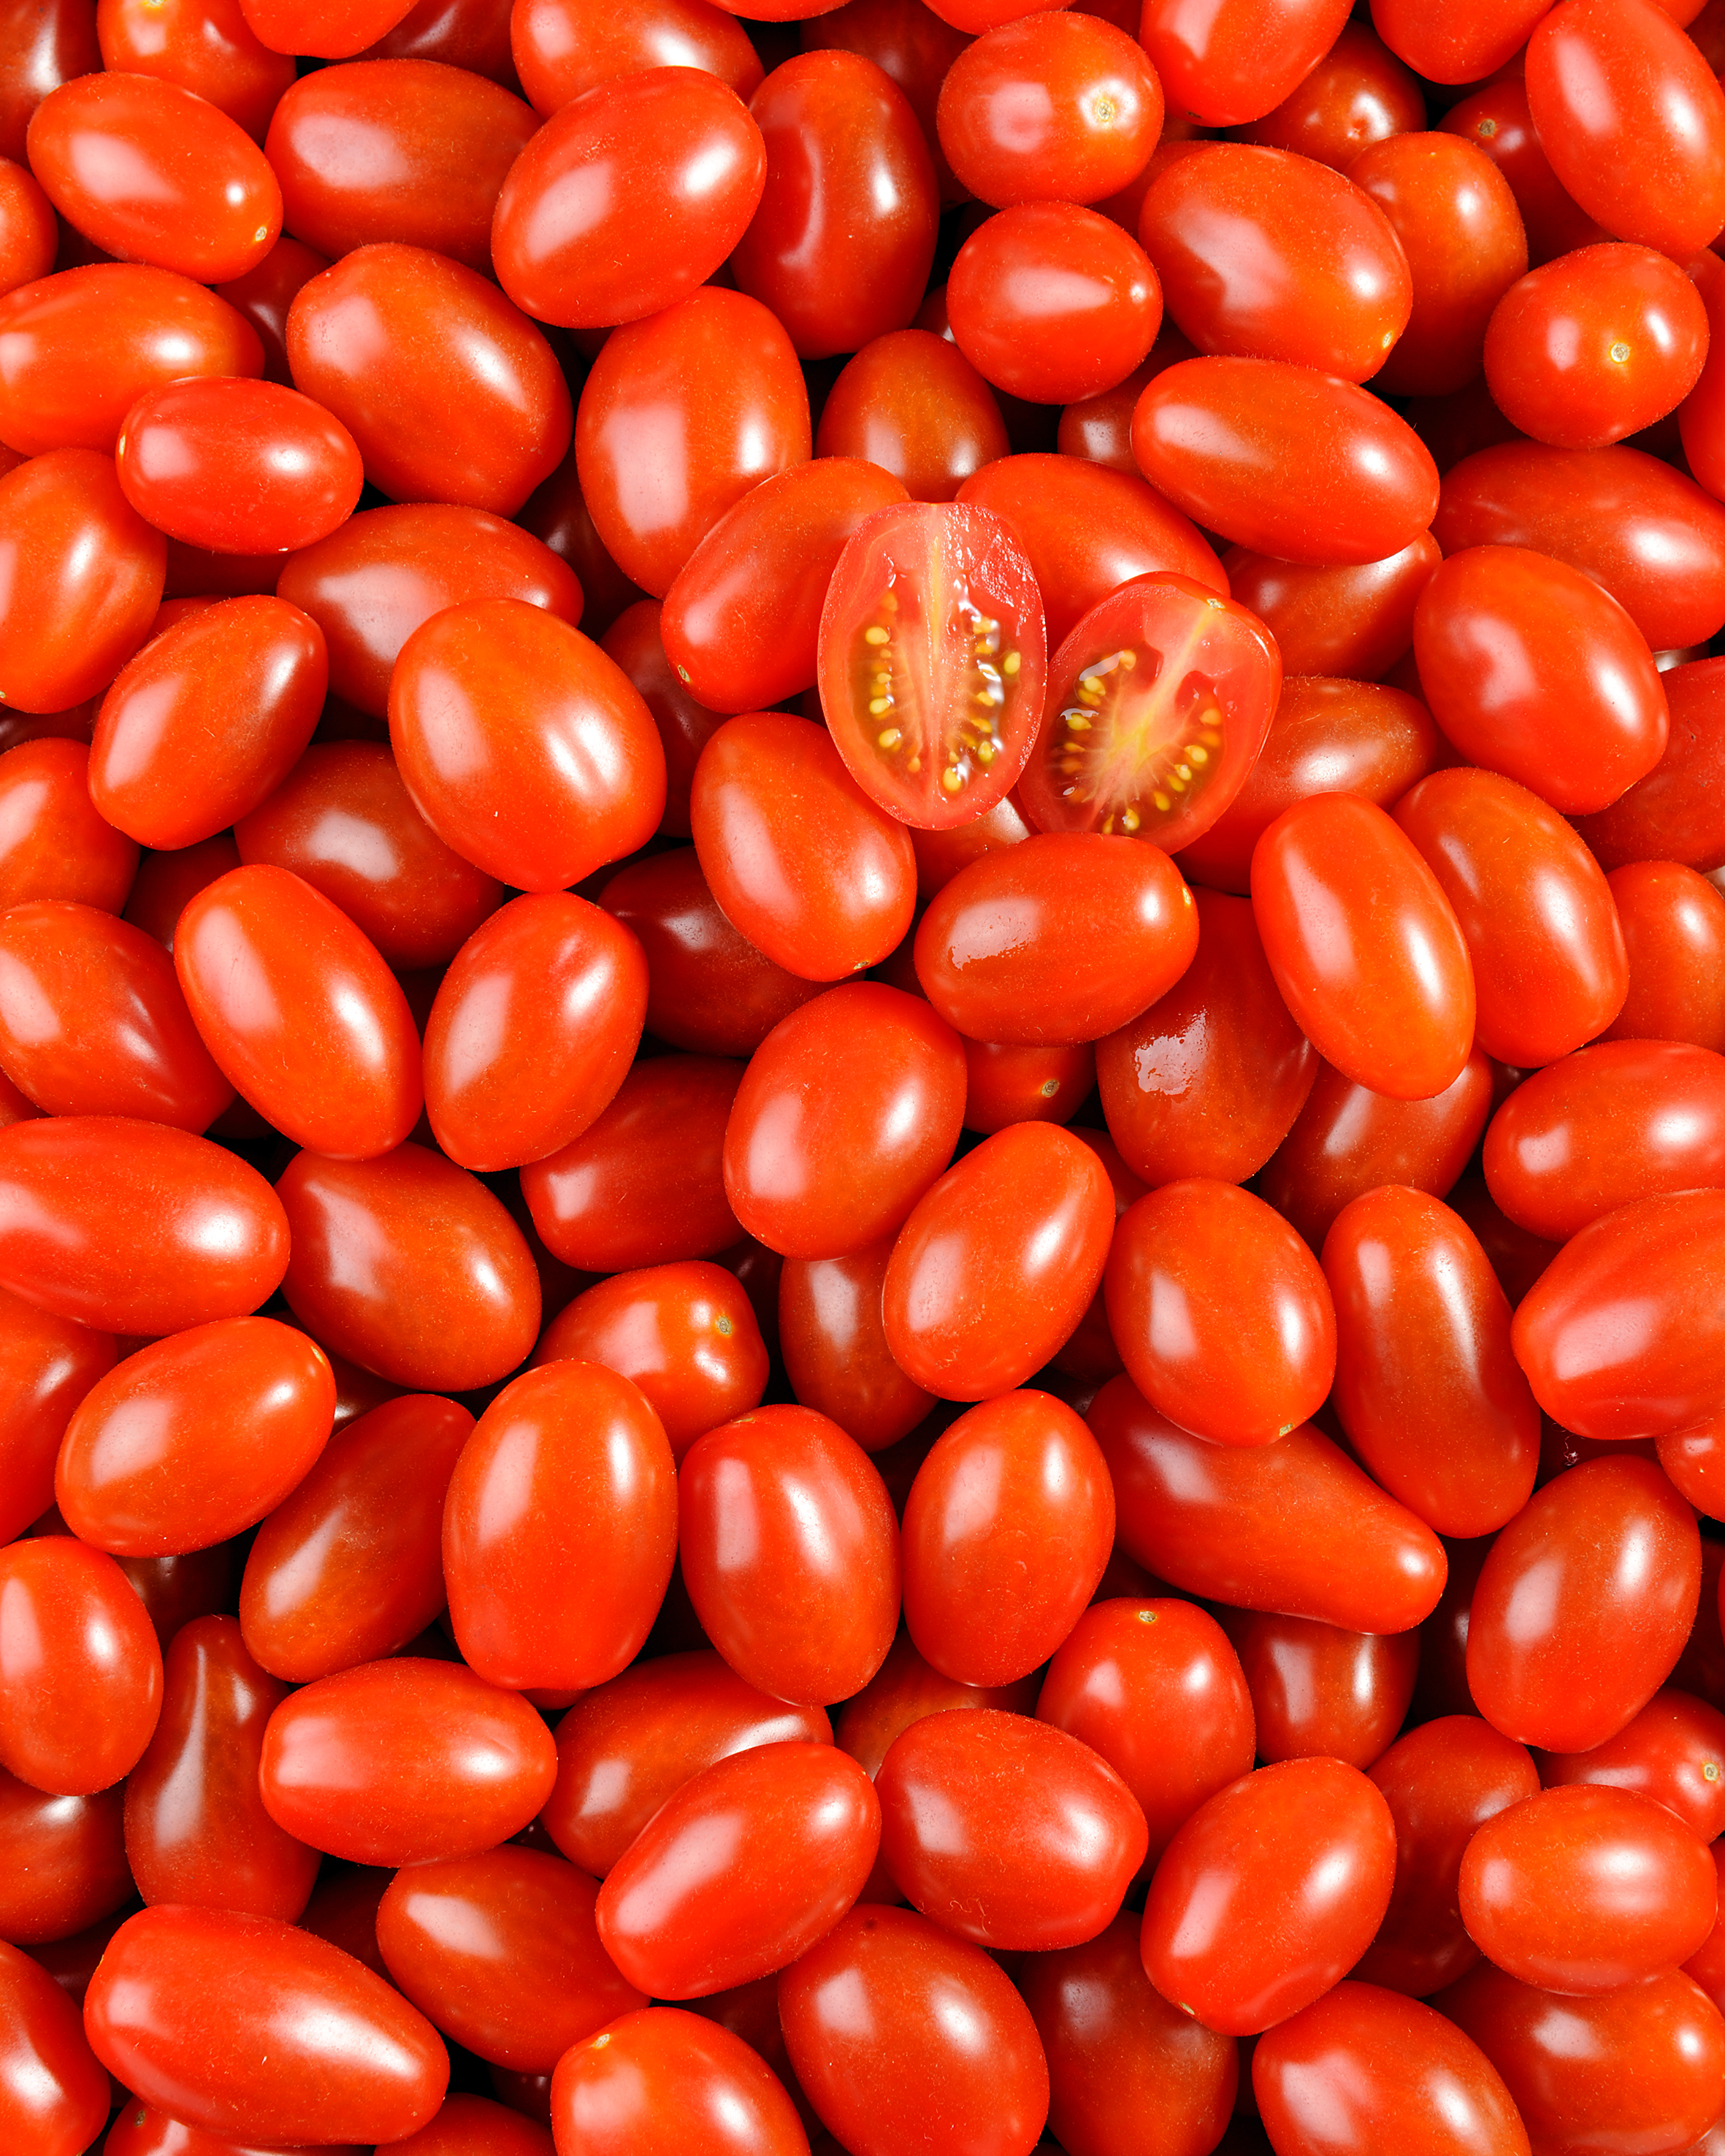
[4,0,1725,2149]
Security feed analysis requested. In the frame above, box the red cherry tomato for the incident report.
[1540,1687,1725,1844]
[1232,1611,1419,1771]
[778,1240,935,1453]
[1603,861,1725,1053]
[550,2009,808,2156]
[509,0,762,112]
[0,1937,108,2156]
[816,329,1009,502]
[0,1288,113,1546]
[1237,20,1423,170]
[1139,0,1352,128]
[0,1535,163,1795]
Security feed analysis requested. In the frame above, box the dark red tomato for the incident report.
[85,1906,448,2143]
[799,0,971,203]
[1573,656,1725,875]
[123,1614,317,1920]
[1251,793,1475,1102]
[883,1121,1115,1400]
[902,1389,1113,1685]
[1355,1716,1541,1999]
[1232,1613,1418,1771]
[1139,145,1410,382]
[551,2009,807,2156]
[239,0,423,59]
[240,1393,473,1681]
[1438,1963,1725,2156]
[0,448,164,712]
[680,1403,900,1704]
[91,596,326,848]
[961,1035,1093,1132]
[1254,1984,1530,2156]
[816,330,1009,502]
[1526,0,1725,261]
[1434,442,1725,656]
[116,377,362,556]
[733,52,937,358]
[722,982,965,1259]
[1057,350,1171,473]
[0,740,134,912]
[278,1142,540,1391]
[1219,540,1441,684]
[510,0,762,113]
[443,1360,676,1692]
[521,1056,743,1273]
[1239,20,1423,169]
[1439,77,1604,271]
[947,201,1160,404]
[691,711,916,976]
[542,1649,830,1879]
[278,502,584,718]
[596,1741,879,1996]
[56,1316,333,1556]
[1540,1689,1725,1844]
[1681,249,1725,507]
[26,72,279,283]
[817,499,1045,829]
[598,600,728,837]
[1659,1419,1725,1524]
[112,1539,237,1654]
[265,58,535,271]
[0,263,262,456]
[390,598,663,890]
[1139,0,1350,127]
[296,1860,391,1980]
[1132,358,1438,565]
[378,1847,644,2070]
[1020,576,1280,852]
[517,442,643,641]
[0,900,230,1129]
[259,1655,557,1865]
[1091,1378,1447,1633]
[215,232,332,385]
[0,1115,286,1336]
[0,1534,162,1795]
[288,242,570,517]
[1468,1457,1701,1752]
[0,1936,107,2155]
[0,0,102,162]
[95,0,294,142]
[0,1762,127,1946]
[779,1905,1049,2156]
[573,287,811,599]
[1604,861,1725,1052]
[937,12,1160,207]
[0,1288,112,1544]
[664,459,908,714]
[1141,1756,1395,2036]
[779,1241,934,1452]
[175,863,421,1159]
[1512,1191,1725,1439]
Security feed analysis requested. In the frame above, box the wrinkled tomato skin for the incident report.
[0,1289,112,1545]
[1097,889,1316,1185]
[550,2008,808,2156]
[679,1403,900,1706]
[1604,862,1725,1054]
[779,1241,934,1454]
[816,330,1008,503]
[1217,540,1441,686]
[1139,0,1351,129]
[575,288,811,600]
[278,1142,541,1392]
[0,1535,163,1796]
[0,740,137,913]
[240,1392,473,1683]
[1091,1377,1447,1633]
[542,1649,831,1880]
[902,1389,1114,1687]
[443,1360,676,1695]
[0,1763,129,1946]
[1467,1457,1702,1754]
[84,1905,449,2145]
[1355,1716,1542,2000]
[1233,1612,1418,1771]
[722,982,965,1261]
[0,1936,108,2155]
[0,1115,288,1337]
[1140,1756,1396,2038]
[884,1122,1115,1401]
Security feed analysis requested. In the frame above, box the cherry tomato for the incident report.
[550,2009,808,2156]
[1542,1689,1725,1846]
[1438,77,1605,271]
[1604,861,1725,1052]
[816,329,1009,502]
[779,1241,935,1453]
[1239,21,1421,171]
[510,0,763,114]
[1232,1611,1418,1771]
[0,1937,107,2156]
[95,0,295,143]
[1139,0,1352,128]
[0,1760,128,1946]
[0,1288,112,1546]
[0,1534,162,1795]
[1575,656,1725,875]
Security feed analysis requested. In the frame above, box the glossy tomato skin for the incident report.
[1538,1687,1725,1843]
[56,1316,334,1557]
[1140,0,1350,128]
[1141,1756,1396,2036]
[597,599,729,837]
[1232,1612,1418,1771]
[95,0,298,142]
[1218,542,1437,686]
[91,595,327,848]
[902,1389,1114,1687]
[778,1903,1050,2156]
[596,1740,879,1998]
[286,243,570,517]
[326,2095,536,2155]
[884,1122,1115,1400]
[779,1240,934,1454]
[1252,1983,1531,2156]
[521,1056,743,1273]
[0,1536,162,1795]
[278,1142,540,1392]
[816,329,1009,502]
[1131,357,1439,565]
[1467,1457,1702,1752]
[0,739,138,913]
[389,598,665,891]
[85,1905,448,2144]
[0,1289,112,1545]
[0,1760,128,1946]
[550,2008,808,2156]
[1515,1187,1725,1433]
[259,1656,558,1865]
[510,0,762,112]
[240,1392,473,1682]
[1091,1378,1447,1633]
[0,1937,107,2155]
[443,1361,676,1693]
[1575,656,1725,875]
[215,231,332,385]
[0,1115,288,1336]
[680,1403,900,1706]
[1604,862,1725,1052]
[574,287,810,599]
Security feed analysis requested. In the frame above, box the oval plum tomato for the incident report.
[1017,573,1280,852]
[1540,1688,1725,1844]
[0,158,56,296]
[1220,537,1440,683]
[0,1535,163,1795]
[1239,20,1423,168]
[817,499,1045,830]
[551,2009,808,2156]
[1370,0,1547,84]
[816,329,1009,503]
[1603,864,1725,1051]
[509,0,763,114]
[1232,1611,1418,1771]
[1140,0,1351,128]
[779,1240,935,1453]
[1573,656,1725,876]
[0,1288,113,1546]
[0,740,139,916]
[0,1759,129,1946]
